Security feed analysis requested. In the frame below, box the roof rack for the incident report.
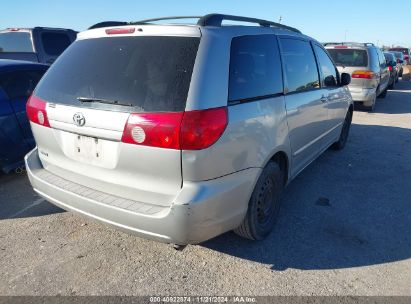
[323,42,375,47]
[129,14,301,33]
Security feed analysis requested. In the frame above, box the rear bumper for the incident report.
[25,148,260,244]
[349,88,376,106]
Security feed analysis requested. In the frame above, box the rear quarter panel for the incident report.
[182,96,291,181]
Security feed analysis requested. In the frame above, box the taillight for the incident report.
[106,28,135,35]
[388,66,393,72]
[180,107,227,150]
[121,112,183,149]
[26,95,50,127]
[121,107,228,150]
[351,70,376,79]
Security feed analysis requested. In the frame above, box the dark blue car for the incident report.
[0,60,48,173]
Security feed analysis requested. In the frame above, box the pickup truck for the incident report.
[0,27,77,64]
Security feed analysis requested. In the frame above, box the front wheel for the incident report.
[234,162,284,241]
[331,109,352,151]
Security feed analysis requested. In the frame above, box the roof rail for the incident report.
[323,42,375,47]
[197,14,301,33]
[130,14,301,33]
[89,21,128,30]
[131,16,203,25]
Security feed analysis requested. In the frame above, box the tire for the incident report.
[378,88,387,99]
[331,109,352,150]
[363,95,376,112]
[234,162,284,241]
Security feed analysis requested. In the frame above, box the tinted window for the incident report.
[280,38,320,93]
[376,48,386,69]
[229,35,283,102]
[41,32,72,56]
[327,49,368,67]
[35,37,200,112]
[389,48,409,55]
[0,70,46,99]
[314,45,338,87]
[0,32,34,53]
[384,52,395,63]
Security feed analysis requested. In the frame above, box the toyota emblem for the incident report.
[73,112,86,127]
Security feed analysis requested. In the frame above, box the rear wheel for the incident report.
[332,109,352,150]
[234,162,284,241]
[363,95,376,112]
[378,88,387,99]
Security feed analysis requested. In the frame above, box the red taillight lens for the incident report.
[105,28,135,35]
[351,70,376,79]
[388,66,393,72]
[121,107,228,150]
[180,107,228,150]
[26,95,50,127]
[121,112,184,149]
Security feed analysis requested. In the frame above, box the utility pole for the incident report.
[278,16,282,24]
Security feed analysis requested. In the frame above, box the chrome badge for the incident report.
[73,112,86,127]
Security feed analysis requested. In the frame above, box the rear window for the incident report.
[41,32,72,56]
[327,49,368,67]
[35,36,200,112]
[0,69,46,99]
[389,48,409,55]
[0,32,34,53]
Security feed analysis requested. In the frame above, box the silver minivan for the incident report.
[325,42,390,111]
[25,14,353,246]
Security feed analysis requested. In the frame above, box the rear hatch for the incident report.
[326,47,376,90]
[29,28,200,207]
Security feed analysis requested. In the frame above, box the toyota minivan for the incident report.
[325,42,390,111]
[25,14,353,246]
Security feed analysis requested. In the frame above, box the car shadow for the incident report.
[0,172,63,220]
[374,80,411,114]
[202,123,411,271]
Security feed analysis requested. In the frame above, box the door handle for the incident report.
[320,95,328,103]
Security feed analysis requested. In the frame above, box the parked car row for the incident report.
[323,42,409,111]
[0,14,409,247]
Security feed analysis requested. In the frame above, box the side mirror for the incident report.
[324,75,337,87]
[340,72,351,86]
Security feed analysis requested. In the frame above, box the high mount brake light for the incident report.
[121,107,228,150]
[105,28,136,35]
[26,95,50,127]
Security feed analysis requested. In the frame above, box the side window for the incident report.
[229,35,283,103]
[314,45,338,87]
[279,38,320,93]
[41,32,71,56]
[376,48,386,69]
[0,70,46,99]
[371,49,380,70]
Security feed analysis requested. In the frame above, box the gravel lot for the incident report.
[0,80,410,296]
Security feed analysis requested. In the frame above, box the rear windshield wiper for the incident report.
[77,97,133,107]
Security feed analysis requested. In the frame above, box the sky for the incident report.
[1,0,410,47]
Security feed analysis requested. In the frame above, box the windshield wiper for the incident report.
[77,97,133,107]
